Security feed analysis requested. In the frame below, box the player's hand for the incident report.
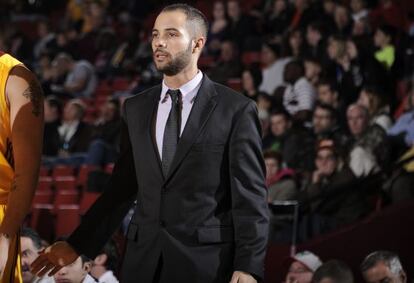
[31,241,79,277]
[0,234,10,278]
[230,271,257,283]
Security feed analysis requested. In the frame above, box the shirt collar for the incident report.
[161,71,203,104]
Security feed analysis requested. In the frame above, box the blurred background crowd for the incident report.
[1,0,414,282]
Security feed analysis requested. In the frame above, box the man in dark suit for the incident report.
[32,4,269,283]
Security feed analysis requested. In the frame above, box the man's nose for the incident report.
[154,37,166,48]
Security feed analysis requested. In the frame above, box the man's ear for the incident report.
[193,37,206,53]
[94,254,108,266]
[83,261,92,272]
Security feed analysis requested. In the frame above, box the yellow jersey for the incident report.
[0,52,23,283]
[0,52,22,204]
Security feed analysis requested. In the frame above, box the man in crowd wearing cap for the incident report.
[284,250,323,283]
[361,251,407,283]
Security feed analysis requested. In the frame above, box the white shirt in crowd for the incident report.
[259,57,291,95]
[97,271,119,283]
[283,77,316,115]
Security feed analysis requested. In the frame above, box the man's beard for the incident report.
[154,42,193,76]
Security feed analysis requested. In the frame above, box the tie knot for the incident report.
[167,89,181,104]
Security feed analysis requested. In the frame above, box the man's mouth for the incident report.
[154,51,169,60]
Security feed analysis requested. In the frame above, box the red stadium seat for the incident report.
[54,190,80,208]
[227,78,242,92]
[55,176,77,191]
[52,165,75,179]
[77,164,99,191]
[55,205,80,237]
[242,51,261,67]
[32,190,54,206]
[79,192,101,215]
[198,56,215,69]
[37,177,53,191]
[39,166,49,177]
[112,77,130,91]
[30,204,54,242]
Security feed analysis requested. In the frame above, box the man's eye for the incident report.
[168,33,177,37]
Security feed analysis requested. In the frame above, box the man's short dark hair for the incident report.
[100,239,119,272]
[46,95,63,117]
[21,227,42,250]
[263,150,283,165]
[314,102,338,120]
[317,79,338,93]
[313,260,354,283]
[80,255,92,264]
[270,108,291,121]
[162,4,209,39]
[361,251,404,277]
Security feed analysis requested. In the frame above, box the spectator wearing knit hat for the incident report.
[284,250,323,283]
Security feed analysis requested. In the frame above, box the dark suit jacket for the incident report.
[67,75,269,283]
[59,121,92,153]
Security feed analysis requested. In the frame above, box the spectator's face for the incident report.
[351,0,364,13]
[363,261,406,283]
[313,107,334,134]
[323,0,336,15]
[327,38,345,60]
[220,41,235,62]
[347,107,368,137]
[63,103,80,122]
[213,1,226,19]
[317,85,337,106]
[102,102,118,122]
[265,157,279,177]
[315,148,337,176]
[306,27,321,46]
[374,29,390,48]
[242,70,255,93]
[152,11,195,76]
[334,6,349,29]
[44,101,59,123]
[37,22,49,37]
[289,30,303,52]
[274,0,286,13]
[295,0,307,9]
[257,95,272,111]
[227,1,240,20]
[305,60,321,83]
[357,90,371,110]
[20,237,40,283]
[270,114,290,137]
[54,257,90,283]
[261,45,277,67]
[286,261,313,283]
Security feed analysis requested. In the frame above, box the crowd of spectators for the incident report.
[1,0,414,281]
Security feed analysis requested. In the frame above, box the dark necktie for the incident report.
[162,89,182,177]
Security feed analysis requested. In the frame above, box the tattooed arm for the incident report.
[0,65,44,235]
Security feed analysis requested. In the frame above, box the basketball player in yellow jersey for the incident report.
[0,51,44,282]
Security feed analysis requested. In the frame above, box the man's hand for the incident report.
[30,241,79,277]
[230,271,257,283]
[0,234,10,278]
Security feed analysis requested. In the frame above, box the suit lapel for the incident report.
[128,86,164,181]
[164,75,218,183]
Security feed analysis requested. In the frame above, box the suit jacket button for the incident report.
[160,220,166,227]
